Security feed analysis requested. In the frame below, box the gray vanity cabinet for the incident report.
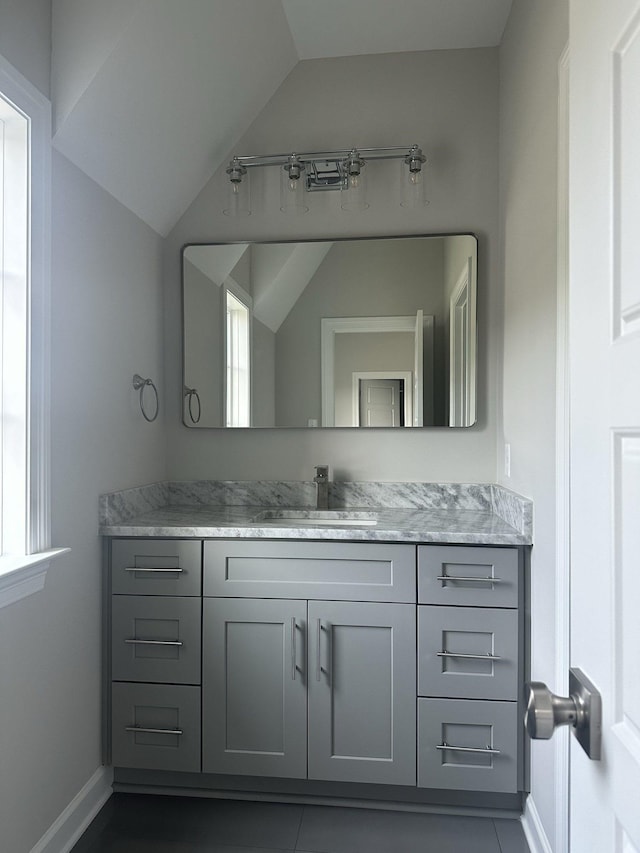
[202,541,417,787]
[202,597,308,779]
[307,600,416,786]
[416,545,522,794]
[109,538,203,773]
[108,536,526,801]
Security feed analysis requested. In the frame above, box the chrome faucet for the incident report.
[314,465,330,510]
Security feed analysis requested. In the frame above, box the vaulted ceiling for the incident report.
[51,0,512,236]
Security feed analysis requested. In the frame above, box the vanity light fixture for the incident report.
[223,144,427,216]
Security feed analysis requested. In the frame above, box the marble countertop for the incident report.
[99,504,531,545]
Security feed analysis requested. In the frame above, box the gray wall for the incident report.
[0,14,167,850]
[183,260,224,426]
[498,0,568,847]
[165,49,500,481]
[0,0,51,96]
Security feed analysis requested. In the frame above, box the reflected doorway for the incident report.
[354,372,412,427]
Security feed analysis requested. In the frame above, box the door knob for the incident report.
[524,667,602,760]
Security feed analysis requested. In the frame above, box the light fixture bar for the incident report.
[229,145,424,170]
[223,145,428,214]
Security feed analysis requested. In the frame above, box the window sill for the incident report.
[0,548,70,609]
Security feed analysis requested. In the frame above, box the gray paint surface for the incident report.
[164,49,500,482]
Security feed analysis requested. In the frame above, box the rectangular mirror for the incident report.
[182,234,477,428]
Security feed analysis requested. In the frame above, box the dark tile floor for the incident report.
[71,794,530,853]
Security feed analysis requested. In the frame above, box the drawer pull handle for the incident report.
[125,725,183,736]
[436,575,502,584]
[436,742,500,756]
[437,651,502,661]
[124,567,184,573]
[125,639,184,647]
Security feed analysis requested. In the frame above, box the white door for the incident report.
[569,0,640,849]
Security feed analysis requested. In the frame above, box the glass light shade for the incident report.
[340,164,369,211]
[400,160,428,208]
[280,167,309,214]
[223,171,251,217]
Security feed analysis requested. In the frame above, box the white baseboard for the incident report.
[521,796,554,853]
[30,766,113,853]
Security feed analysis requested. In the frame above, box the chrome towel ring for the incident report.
[184,386,201,424]
[132,374,159,422]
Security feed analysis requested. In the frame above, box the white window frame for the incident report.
[0,54,68,609]
[223,282,252,428]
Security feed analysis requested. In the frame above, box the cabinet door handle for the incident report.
[436,651,501,661]
[124,567,184,573]
[436,742,500,755]
[316,619,322,681]
[125,639,183,647]
[125,725,183,736]
[315,619,330,682]
[291,617,297,681]
[436,575,502,584]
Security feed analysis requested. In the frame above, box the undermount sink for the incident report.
[251,509,379,527]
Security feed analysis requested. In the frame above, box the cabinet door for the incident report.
[308,600,416,786]
[202,598,307,778]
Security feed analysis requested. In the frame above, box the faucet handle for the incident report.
[314,465,329,481]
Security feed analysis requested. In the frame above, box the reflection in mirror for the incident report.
[182,234,477,428]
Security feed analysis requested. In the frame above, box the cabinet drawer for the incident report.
[111,682,201,772]
[112,596,201,685]
[418,606,518,700]
[111,539,202,596]
[418,546,519,608]
[417,698,518,793]
[204,540,416,603]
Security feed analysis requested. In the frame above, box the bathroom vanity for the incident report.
[100,482,531,813]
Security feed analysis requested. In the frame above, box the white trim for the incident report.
[522,797,554,853]
[0,548,70,609]
[554,43,571,853]
[0,53,59,606]
[448,257,477,427]
[30,766,113,853]
[0,53,52,555]
[222,281,252,428]
[321,315,417,427]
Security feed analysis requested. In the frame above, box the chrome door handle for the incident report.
[124,639,183,646]
[291,617,297,681]
[315,619,329,682]
[525,667,602,760]
[315,619,322,681]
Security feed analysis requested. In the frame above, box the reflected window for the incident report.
[225,288,251,427]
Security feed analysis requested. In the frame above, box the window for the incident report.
[224,285,252,428]
[0,54,66,608]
